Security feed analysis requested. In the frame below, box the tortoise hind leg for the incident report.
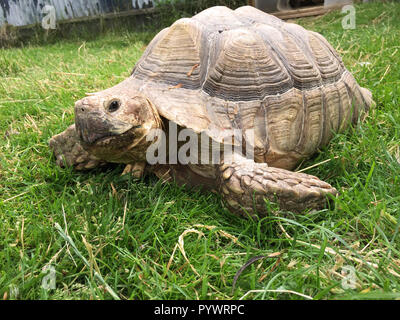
[49,124,106,170]
[218,155,337,218]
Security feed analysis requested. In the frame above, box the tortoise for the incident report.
[49,6,374,218]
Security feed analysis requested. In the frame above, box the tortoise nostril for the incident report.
[76,104,87,113]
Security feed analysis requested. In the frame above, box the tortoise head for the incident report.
[74,85,161,163]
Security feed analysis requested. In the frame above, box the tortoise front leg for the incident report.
[49,124,106,170]
[218,155,337,218]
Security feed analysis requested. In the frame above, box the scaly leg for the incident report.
[49,124,106,170]
[219,155,337,218]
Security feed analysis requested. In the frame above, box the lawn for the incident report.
[0,1,399,300]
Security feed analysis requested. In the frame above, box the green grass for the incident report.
[1,1,400,300]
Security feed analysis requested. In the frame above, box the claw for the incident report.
[121,162,146,178]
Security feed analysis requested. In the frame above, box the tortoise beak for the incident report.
[74,101,133,145]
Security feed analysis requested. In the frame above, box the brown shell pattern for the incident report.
[129,6,372,169]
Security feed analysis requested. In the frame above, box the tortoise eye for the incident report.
[107,100,120,113]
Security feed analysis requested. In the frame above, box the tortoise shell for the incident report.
[127,5,372,170]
